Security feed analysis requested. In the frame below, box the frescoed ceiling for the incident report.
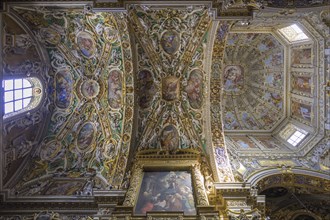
[2,7,134,195]
[0,2,329,216]
[220,9,329,180]
[222,33,284,131]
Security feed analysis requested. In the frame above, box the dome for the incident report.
[223,33,285,131]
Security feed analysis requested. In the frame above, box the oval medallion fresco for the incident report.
[104,139,117,159]
[55,70,73,109]
[104,27,118,43]
[160,125,180,152]
[138,70,156,108]
[76,31,96,58]
[108,70,122,109]
[185,69,203,109]
[40,141,63,162]
[77,122,95,152]
[81,79,100,99]
[162,76,180,101]
[160,31,180,54]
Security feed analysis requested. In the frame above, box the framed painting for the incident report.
[134,171,196,215]
[291,48,312,66]
[291,75,312,95]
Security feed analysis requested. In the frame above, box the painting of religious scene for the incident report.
[291,48,312,65]
[162,76,180,101]
[223,65,244,92]
[185,69,203,109]
[224,111,241,130]
[161,31,180,54]
[160,125,180,152]
[264,52,283,68]
[108,70,122,109]
[81,80,100,98]
[135,171,196,215]
[138,69,156,108]
[241,111,258,130]
[76,31,96,58]
[263,92,283,109]
[265,72,283,88]
[255,136,282,149]
[230,136,257,149]
[292,76,312,94]
[55,70,73,109]
[255,104,275,127]
[292,101,312,122]
[77,122,95,152]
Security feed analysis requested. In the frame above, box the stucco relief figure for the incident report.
[160,31,180,54]
[185,69,203,109]
[40,141,64,162]
[160,125,180,152]
[138,70,156,108]
[44,181,84,195]
[162,76,180,101]
[223,65,244,92]
[77,122,95,152]
[76,31,96,58]
[108,70,122,109]
[40,28,61,45]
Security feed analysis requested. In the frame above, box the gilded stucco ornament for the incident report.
[123,164,143,206]
[8,7,134,191]
[130,5,211,156]
[192,164,209,206]
[209,22,235,182]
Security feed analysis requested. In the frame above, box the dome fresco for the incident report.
[223,33,285,131]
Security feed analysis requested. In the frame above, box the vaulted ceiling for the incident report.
[0,1,329,212]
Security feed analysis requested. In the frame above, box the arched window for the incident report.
[3,77,43,119]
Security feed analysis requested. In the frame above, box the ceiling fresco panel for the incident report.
[130,6,211,154]
[5,7,134,193]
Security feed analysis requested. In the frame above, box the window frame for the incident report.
[2,76,43,120]
[287,130,307,147]
[278,23,310,44]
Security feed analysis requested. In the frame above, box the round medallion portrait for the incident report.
[81,80,100,98]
